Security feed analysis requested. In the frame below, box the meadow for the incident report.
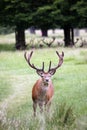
[0,33,87,130]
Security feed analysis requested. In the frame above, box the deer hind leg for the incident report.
[33,101,37,116]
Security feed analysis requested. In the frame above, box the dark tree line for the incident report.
[0,0,87,49]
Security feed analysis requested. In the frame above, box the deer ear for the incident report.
[49,69,56,75]
[36,70,44,76]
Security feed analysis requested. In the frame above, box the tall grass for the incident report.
[0,48,87,130]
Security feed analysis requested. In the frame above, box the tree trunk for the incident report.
[71,28,74,46]
[15,27,26,50]
[64,27,71,47]
[41,29,48,37]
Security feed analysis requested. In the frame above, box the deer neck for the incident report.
[41,79,49,88]
[36,79,48,102]
[39,79,49,92]
[42,82,49,87]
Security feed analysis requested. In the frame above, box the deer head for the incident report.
[24,51,64,83]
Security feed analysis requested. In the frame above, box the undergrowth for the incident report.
[0,103,76,130]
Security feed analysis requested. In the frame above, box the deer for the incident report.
[42,37,55,47]
[24,51,64,116]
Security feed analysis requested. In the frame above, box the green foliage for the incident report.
[0,0,87,48]
[71,0,87,27]
[53,0,78,28]
[0,0,31,28]
[0,0,87,30]
[31,5,55,29]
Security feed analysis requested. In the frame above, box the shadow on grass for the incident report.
[0,44,16,52]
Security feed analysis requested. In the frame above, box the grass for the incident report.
[0,35,87,129]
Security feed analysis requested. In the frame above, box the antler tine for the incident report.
[56,51,64,59]
[42,62,44,71]
[24,51,45,71]
[27,51,37,69]
[49,51,64,71]
[55,51,64,68]
[24,51,28,62]
[48,61,52,71]
[24,51,35,69]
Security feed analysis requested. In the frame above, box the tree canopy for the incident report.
[0,0,31,28]
[0,0,87,49]
[71,0,87,27]
[30,0,87,46]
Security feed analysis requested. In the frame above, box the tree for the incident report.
[30,0,54,36]
[0,0,87,48]
[0,0,32,49]
[0,0,54,48]
[51,0,77,46]
[31,0,87,46]
[29,0,77,46]
[53,0,87,46]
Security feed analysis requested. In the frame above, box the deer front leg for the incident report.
[33,101,37,116]
[45,99,52,112]
[39,102,43,114]
[47,101,51,112]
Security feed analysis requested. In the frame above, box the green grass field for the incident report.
[0,34,87,130]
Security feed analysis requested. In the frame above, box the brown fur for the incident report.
[32,78,54,116]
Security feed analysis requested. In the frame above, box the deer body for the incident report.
[32,77,54,116]
[32,78,54,103]
[24,51,64,116]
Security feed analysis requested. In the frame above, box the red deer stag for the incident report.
[24,51,64,116]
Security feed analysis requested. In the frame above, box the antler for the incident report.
[24,51,44,71]
[42,37,55,47]
[48,51,64,72]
